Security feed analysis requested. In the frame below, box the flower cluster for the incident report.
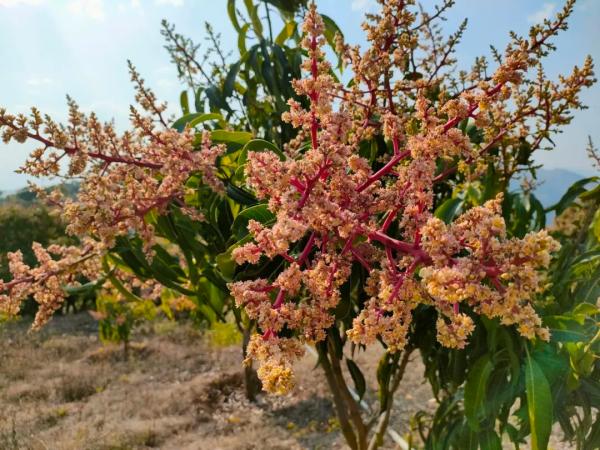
[0,239,102,328]
[0,63,223,323]
[228,1,587,394]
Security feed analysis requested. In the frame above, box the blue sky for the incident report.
[0,0,598,191]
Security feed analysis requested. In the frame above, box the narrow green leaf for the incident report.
[547,177,598,214]
[525,349,553,450]
[238,139,285,165]
[346,359,366,400]
[225,183,258,206]
[215,251,236,281]
[275,21,296,45]
[231,203,275,239]
[180,90,190,115]
[238,23,250,55]
[479,429,502,450]
[224,61,241,98]
[211,130,253,146]
[227,0,241,32]
[376,354,392,412]
[464,355,493,430]
[434,197,463,224]
[244,0,263,39]
[171,112,222,132]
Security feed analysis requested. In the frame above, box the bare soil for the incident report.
[0,314,573,450]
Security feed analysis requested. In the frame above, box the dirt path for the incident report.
[0,314,573,449]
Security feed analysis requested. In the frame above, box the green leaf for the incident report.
[434,197,463,224]
[346,359,366,400]
[238,23,250,56]
[226,183,258,206]
[205,84,233,113]
[171,112,222,132]
[231,203,275,239]
[224,61,241,98]
[579,182,600,201]
[106,271,144,303]
[238,139,285,165]
[215,250,236,281]
[275,21,296,45]
[244,0,263,39]
[464,354,493,430]
[211,130,254,146]
[479,429,502,450]
[63,279,104,296]
[376,354,393,412]
[227,0,241,32]
[525,349,553,450]
[547,177,599,215]
[194,87,204,112]
[320,14,342,49]
[592,208,600,241]
[180,90,190,115]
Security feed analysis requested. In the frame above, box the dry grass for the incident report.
[0,314,338,449]
[0,314,575,450]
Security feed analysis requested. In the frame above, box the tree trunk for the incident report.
[242,325,261,401]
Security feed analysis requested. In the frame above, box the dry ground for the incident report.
[0,314,573,450]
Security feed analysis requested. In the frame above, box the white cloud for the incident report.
[527,3,556,23]
[351,0,376,11]
[0,0,44,6]
[26,76,53,86]
[67,0,105,21]
[155,0,183,6]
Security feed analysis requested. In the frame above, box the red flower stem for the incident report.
[325,262,338,297]
[273,289,286,309]
[442,80,506,134]
[341,234,355,255]
[298,161,329,209]
[490,276,506,294]
[350,248,372,271]
[433,129,508,183]
[280,253,295,263]
[262,328,274,340]
[14,128,164,170]
[386,276,405,304]
[386,256,420,304]
[483,264,502,278]
[309,34,319,150]
[368,230,429,261]
[386,246,395,269]
[290,177,306,192]
[381,208,398,232]
[297,232,316,266]
[356,150,410,192]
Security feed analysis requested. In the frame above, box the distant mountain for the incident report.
[529,168,586,208]
[509,168,586,208]
[0,170,586,211]
[0,182,79,205]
